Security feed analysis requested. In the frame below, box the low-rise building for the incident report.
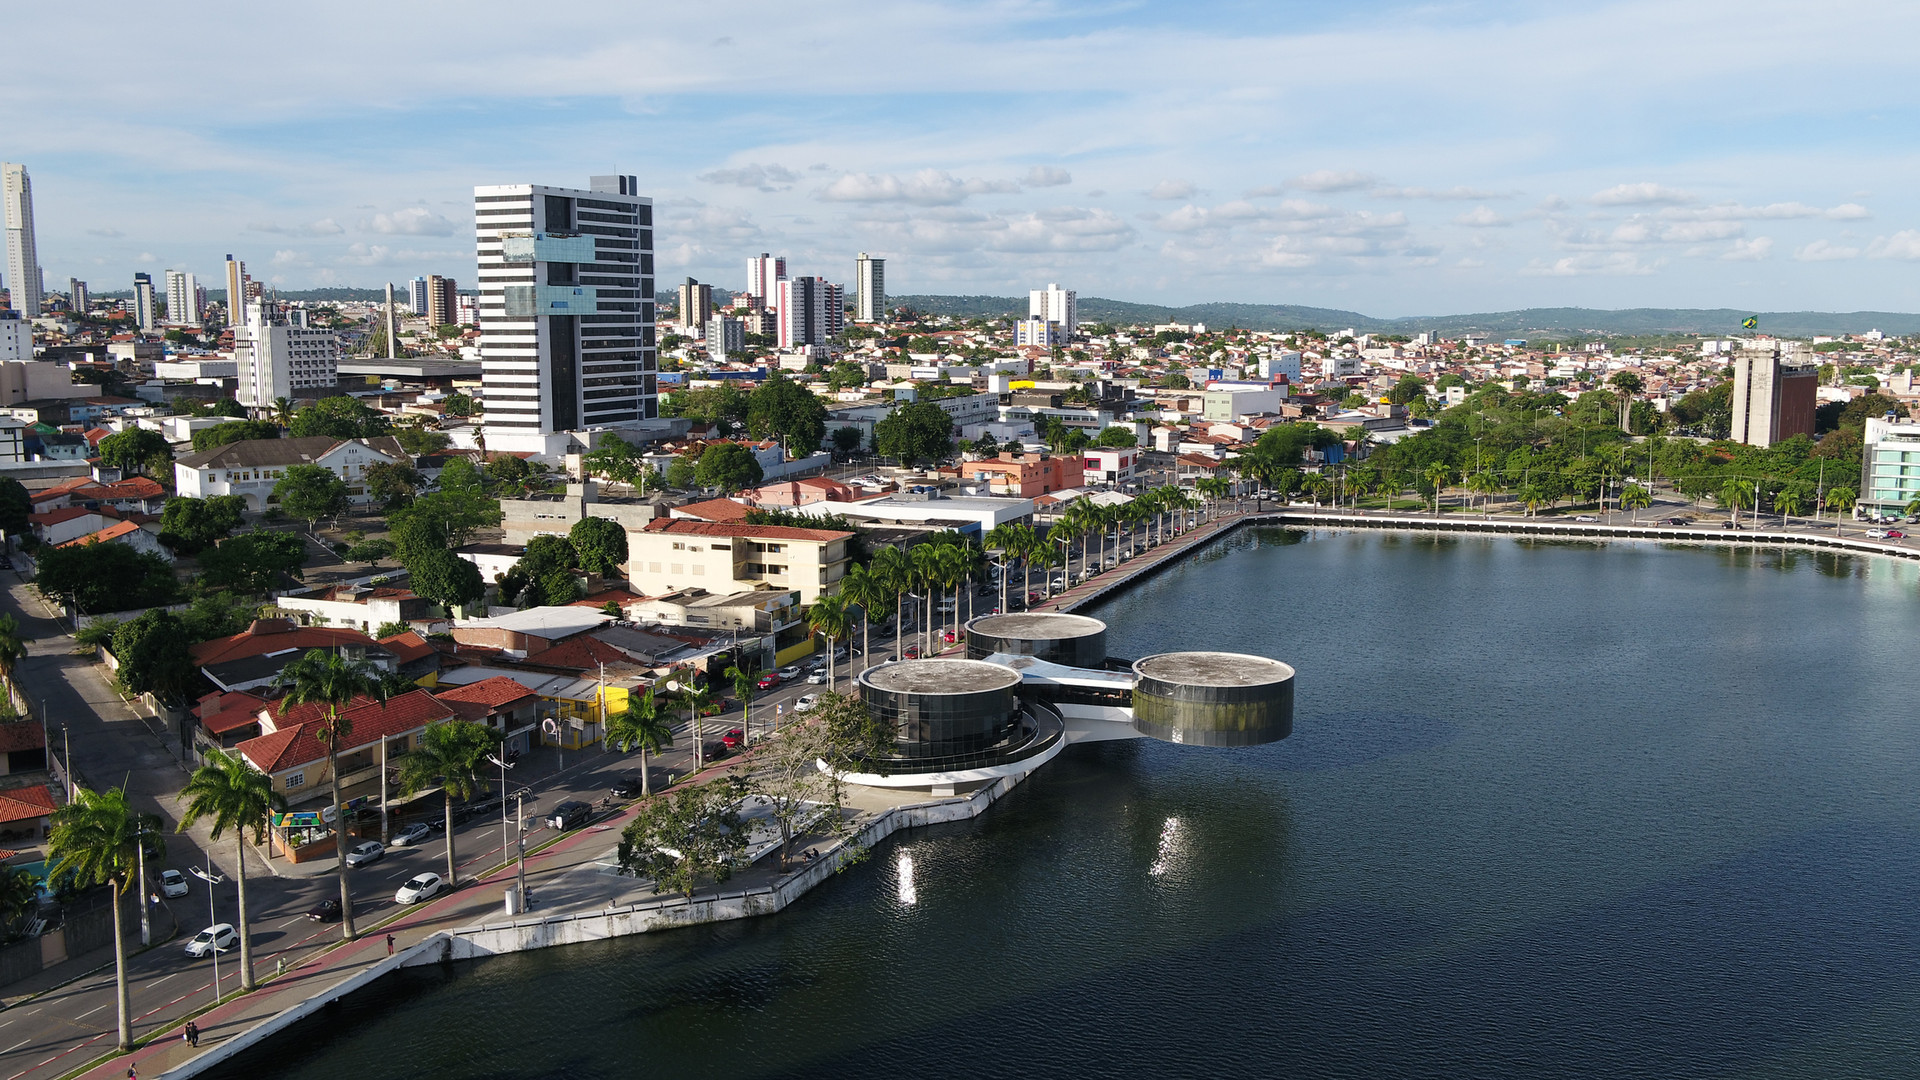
[56,519,172,561]
[173,435,408,511]
[957,453,1083,498]
[627,586,799,634]
[628,519,853,604]
[277,584,436,633]
[1082,447,1139,487]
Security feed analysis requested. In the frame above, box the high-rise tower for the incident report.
[224,255,248,327]
[1029,283,1077,342]
[746,254,786,310]
[132,273,156,331]
[475,174,656,441]
[2,165,40,318]
[855,252,885,323]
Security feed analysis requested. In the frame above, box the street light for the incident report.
[485,753,522,913]
[189,866,226,1002]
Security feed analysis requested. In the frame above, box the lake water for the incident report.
[221,529,1920,1079]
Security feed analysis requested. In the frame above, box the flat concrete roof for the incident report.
[1134,651,1295,688]
[969,612,1107,639]
[862,659,1022,695]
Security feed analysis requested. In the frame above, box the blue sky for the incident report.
[7,0,1920,316]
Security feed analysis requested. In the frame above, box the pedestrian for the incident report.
[187,1021,199,1047]
[126,1065,137,1080]
[385,933,395,956]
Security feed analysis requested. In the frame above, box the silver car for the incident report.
[345,840,384,866]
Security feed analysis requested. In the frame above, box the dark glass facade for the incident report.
[965,614,1109,668]
[856,662,1063,776]
[1130,654,1295,747]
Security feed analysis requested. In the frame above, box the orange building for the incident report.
[959,454,1084,498]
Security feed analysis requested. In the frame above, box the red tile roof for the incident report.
[674,497,756,522]
[0,722,45,753]
[196,691,270,736]
[432,676,537,709]
[569,587,646,609]
[29,506,114,527]
[525,635,631,672]
[0,786,56,824]
[56,520,144,548]
[191,623,378,666]
[237,690,456,774]
[641,519,851,542]
[377,631,436,665]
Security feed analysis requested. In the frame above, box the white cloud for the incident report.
[271,249,309,267]
[819,170,1019,206]
[135,252,156,264]
[1022,166,1071,188]
[1242,185,1285,198]
[1377,185,1509,200]
[1655,220,1744,243]
[1290,170,1374,193]
[1660,201,1871,222]
[1454,206,1508,227]
[1521,253,1660,276]
[368,208,456,236]
[1591,183,1695,206]
[1721,237,1773,261]
[1794,239,1860,261]
[697,163,800,191]
[1866,230,1920,259]
[1147,179,1195,200]
[248,219,345,237]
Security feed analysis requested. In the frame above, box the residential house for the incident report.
[277,583,436,633]
[0,785,55,841]
[235,689,455,809]
[956,454,1083,498]
[55,519,173,561]
[628,519,852,605]
[191,619,398,693]
[173,436,408,512]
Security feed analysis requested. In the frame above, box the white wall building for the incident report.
[776,276,840,349]
[855,252,885,323]
[174,436,405,511]
[1029,283,1077,341]
[1259,350,1302,382]
[475,174,658,444]
[746,254,786,309]
[235,300,339,407]
[2,164,39,318]
[0,312,27,362]
[132,273,156,331]
[165,270,200,325]
[1015,319,1061,348]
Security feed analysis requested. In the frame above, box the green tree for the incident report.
[48,786,159,1049]
[442,393,475,417]
[666,382,751,432]
[744,702,863,868]
[191,420,281,452]
[806,594,852,690]
[393,489,501,548]
[394,427,452,456]
[109,609,196,703]
[693,443,765,492]
[569,517,628,576]
[1620,483,1652,523]
[1719,478,1754,523]
[0,865,38,933]
[364,463,425,509]
[581,436,650,495]
[157,494,248,555]
[199,531,309,595]
[276,649,381,941]
[746,371,830,453]
[1388,374,1428,405]
[1825,486,1857,516]
[345,538,395,565]
[97,428,173,477]
[604,689,672,797]
[874,400,954,465]
[177,748,286,991]
[407,548,486,613]
[396,719,495,887]
[1095,425,1138,448]
[487,454,533,490]
[0,613,23,693]
[272,464,348,523]
[615,776,749,899]
[830,426,864,460]
[289,396,390,440]
[0,477,27,541]
[665,454,698,490]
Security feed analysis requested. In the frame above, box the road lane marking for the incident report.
[148,973,176,987]
[2,1038,27,1053]
[75,1004,105,1019]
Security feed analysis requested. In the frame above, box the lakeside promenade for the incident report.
[54,493,1920,1079]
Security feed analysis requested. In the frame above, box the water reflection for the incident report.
[895,851,917,907]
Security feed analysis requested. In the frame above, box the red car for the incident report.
[721,728,744,750]
[757,672,780,690]
[943,630,960,644]
[903,644,921,659]
[1888,529,1907,539]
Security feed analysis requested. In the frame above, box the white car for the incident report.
[389,823,431,848]
[158,869,189,899]
[1575,515,1600,523]
[806,671,827,684]
[794,694,819,713]
[345,840,385,867]
[184,923,237,958]
[1866,529,1889,539]
[777,665,803,680]
[394,873,443,904]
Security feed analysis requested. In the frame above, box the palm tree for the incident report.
[1825,485,1857,519]
[395,720,494,889]
[1468,471,1501,514]
[1774,486,1807,525]
[178,749,286,992]
[0,613,25,693]
[936,543,968,644]
[1423,462,1452,514]
[604,688,672,795]
[276,648,381,941]
[48,786,158,1049]
[0,866,36,933]
[272,396,295,429]
[870,546,912,658]
[910,543,944,655]
[1719,478,1753,525]
[806,594,851,688]
[841,562,888,668]
[1620,483,1653,524]
[725,663,758,741]
[1347,469,1375,510]
[1519,483,1548,517]
[681,676,712,769]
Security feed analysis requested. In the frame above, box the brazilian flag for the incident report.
[1742,316,1758,330]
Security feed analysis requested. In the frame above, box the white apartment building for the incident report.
[2,164,39,318]
[1015,318,1061,348]
[1029,283,1077,341]
[174,436,406,511]
[855,253,885,323]
[475,174,658,445]
[133,273,156,331]
[0,312,26,362]
[224,256,248,328]
[235,300,340,408]
[1859,416,1920,519]
[165,270,201,325]
[1259,350,1302,382]
[746,254,786,309]
[408,276,430,315]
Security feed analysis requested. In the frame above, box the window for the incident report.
[285,771,305,788]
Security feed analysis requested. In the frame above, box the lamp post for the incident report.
[985,548,1008,614]
[510,787,531,911]
[190,866,226,1002]
[486,753,518,912]
[136,823,150,946]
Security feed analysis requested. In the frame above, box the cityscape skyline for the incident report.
[3,1,1919,315]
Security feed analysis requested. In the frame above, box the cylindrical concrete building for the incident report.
[965,612,1108,668]
[1130,652,1294,747]
[859,659,1025,762]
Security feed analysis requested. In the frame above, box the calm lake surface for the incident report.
[226,529,1920,1079]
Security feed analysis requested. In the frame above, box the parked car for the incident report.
[345,840,384,867]
[158,869,189,899]
[394,873,443,905]
[1574,515,1599,523]
[1722,521,1743,530]
[777,665,803,680]
[757,672,781,690]
[305,898,345,922]
[546,801,592,831]
[389,822,431,848]
[611,775,645,799]
[184,924,237,958]
[721,728,745,750]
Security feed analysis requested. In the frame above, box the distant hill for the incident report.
[891,295,1920,338]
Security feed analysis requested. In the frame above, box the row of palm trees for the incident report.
[984,486,1209,599]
